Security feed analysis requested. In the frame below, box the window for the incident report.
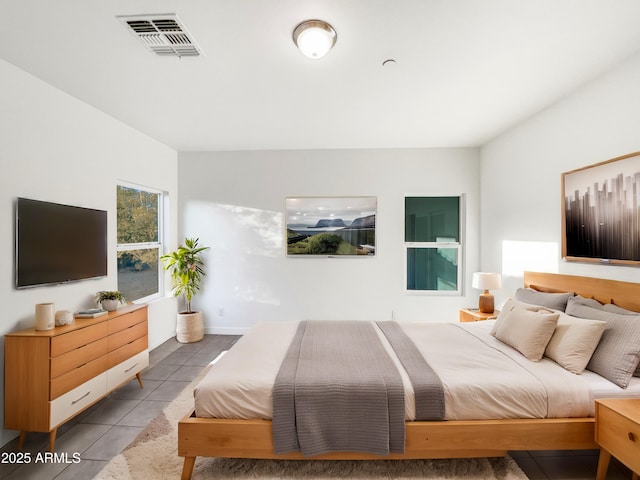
[116,183,164,302]
[404,196,463,293]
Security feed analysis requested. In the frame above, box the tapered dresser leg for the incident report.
[48,428,58,452]
[17,431,27,450]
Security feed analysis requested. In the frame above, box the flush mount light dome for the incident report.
[293,20,337,59]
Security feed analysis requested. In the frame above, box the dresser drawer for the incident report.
[107,350,149,391]
[597,403,640,473]
[107,336,148,369]
[108,308,146,335]
[51,337,108,378]
[108,320,147,352]
[50,373,107,429]
[51,322,109,357]
[50,355,110,400]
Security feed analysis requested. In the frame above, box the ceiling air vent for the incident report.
[118,14,203,58]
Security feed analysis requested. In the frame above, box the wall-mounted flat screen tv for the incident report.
[15,197,108,288]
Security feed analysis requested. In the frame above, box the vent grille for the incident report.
[118,14,203,57]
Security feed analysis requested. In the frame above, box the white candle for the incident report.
[35,303,55,330]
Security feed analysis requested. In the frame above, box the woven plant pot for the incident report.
[176,311,204,343]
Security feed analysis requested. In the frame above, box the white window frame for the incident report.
[116,181,165,303]
[404,194,465,296]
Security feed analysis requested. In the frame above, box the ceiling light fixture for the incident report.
[293,20,337,59]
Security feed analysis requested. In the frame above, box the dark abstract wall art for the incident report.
[562,152,640,265]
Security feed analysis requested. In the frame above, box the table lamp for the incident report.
[472,272,502,313]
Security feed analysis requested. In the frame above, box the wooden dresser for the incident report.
[4,304,149,451]
[595,398,640,480]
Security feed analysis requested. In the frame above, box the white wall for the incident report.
[178,148,481,334]
[0,59,179,447]
[481,51,640,304]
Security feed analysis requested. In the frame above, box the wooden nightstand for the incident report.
[459,308,499,322]
[595,398,640,480]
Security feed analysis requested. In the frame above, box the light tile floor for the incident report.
[0,334,636,480]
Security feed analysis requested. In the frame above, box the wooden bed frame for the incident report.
[178,271,640,479]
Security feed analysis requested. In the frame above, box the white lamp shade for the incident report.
[472,272,502,291]
[293,20,336,59]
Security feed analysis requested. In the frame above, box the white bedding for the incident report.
[193,320,636,421]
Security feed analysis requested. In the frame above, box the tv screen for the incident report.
[15,197,108,288]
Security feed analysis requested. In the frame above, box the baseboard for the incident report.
[205,326,250,335]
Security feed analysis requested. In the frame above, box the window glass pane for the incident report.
[117,185,159,244]
[407,247,458,291]
[117,248,159,301]
[405,197,459,242]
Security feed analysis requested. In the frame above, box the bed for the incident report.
[178,271,640,480]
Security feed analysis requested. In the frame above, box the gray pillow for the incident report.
[514,288,573,312]
[572,295,638,316]
[571,295,605,309]
[604,303,639,316]
[566,299,640,387]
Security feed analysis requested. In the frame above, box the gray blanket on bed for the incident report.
[376,321,445,420]
[272,321,405,457]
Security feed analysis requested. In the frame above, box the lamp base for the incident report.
[478,291,494,314]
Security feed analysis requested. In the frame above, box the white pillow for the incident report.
[491,298,558,335]
[544,313,606,374]
[494,307,560,361]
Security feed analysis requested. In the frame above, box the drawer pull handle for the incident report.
[629,432,636,442]
[125,363,139,373]
[72,391,91,405]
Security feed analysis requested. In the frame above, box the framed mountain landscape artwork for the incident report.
[562,151,640,265]
[286,196,376,256]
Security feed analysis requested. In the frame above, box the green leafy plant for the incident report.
[96,290,126,303]
[161,237,209,314]
[308,233,342,254]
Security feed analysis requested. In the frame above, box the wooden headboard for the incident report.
[524,271,640,313]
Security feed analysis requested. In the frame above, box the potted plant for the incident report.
[161,237,209,343]
[96,291,126,311]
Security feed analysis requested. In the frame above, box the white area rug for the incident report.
[95,359,528,480]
